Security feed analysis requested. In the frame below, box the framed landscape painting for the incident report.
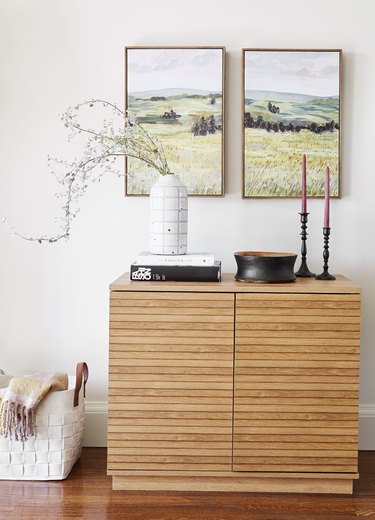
[243,49,342,198]
[125,46,225,196]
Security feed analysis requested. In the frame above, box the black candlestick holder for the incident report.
[316,227,336,280]
[295,212,315,278]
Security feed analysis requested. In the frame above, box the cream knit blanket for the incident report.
[0,372,68,441]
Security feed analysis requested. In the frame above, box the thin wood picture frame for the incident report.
[242,48,342,199]
[125,46,225,197]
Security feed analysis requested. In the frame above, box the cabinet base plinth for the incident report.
[112,475,355,494]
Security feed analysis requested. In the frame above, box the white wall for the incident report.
[1,0,374,448]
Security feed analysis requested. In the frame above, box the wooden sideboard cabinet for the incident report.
[108,274,361,493]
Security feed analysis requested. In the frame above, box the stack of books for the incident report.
[130,252,221,282]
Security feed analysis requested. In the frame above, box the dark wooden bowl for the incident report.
[234,251,297,283]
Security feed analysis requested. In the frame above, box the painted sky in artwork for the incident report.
[245,51,340,97]
[127,48,223,93]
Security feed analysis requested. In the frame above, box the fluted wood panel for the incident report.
[233,292,360,474]
[108,292,234,473]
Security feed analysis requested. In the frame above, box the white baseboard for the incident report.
[83,401,108,447]
[83,401,375,450]
[359,404,375,450]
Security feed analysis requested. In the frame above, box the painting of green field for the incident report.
[243,50,341,198]
[127,94,222,195]
[126,47,224,195]
[245,128,339,197]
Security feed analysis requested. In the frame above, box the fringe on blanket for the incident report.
[0,372,68,441]
[0,400,35,442]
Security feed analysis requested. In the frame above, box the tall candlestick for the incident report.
[301,154,307,213]
[316,227,336,281]
[324,165,330,228]
[295,212,315,278]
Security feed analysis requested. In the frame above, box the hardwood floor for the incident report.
[0,449,375,519]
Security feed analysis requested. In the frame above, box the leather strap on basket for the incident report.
[74,362,89,407]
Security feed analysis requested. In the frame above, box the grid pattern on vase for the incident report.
[150,178,188,255]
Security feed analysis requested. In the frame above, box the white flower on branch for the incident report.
[4,99,172,243]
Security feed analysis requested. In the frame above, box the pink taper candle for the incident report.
[324,165,330,228]
[301,154,307,213]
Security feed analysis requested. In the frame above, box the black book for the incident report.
[130,261,221,282]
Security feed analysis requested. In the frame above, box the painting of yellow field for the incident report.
[125,47,224,196]
[243,50,341,198]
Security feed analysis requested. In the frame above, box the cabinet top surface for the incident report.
[110,273,360,294]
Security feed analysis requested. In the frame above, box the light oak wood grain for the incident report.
[108,425,233,434]
[108,292,234,473]
[233,291,360,477]
[110,273,360,294]
[110,336,234,345]
[112,474,354,493]
[108,275,360,493]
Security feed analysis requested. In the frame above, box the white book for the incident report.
[135,251,215,266]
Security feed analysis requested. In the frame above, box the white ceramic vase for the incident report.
[149,174,188,255]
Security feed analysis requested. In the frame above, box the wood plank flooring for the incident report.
[1,448,375,519]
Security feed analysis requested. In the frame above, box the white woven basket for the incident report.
[0,362,88,480]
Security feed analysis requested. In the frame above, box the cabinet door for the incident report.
[233,292,360,473]
[108,291,234,473]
